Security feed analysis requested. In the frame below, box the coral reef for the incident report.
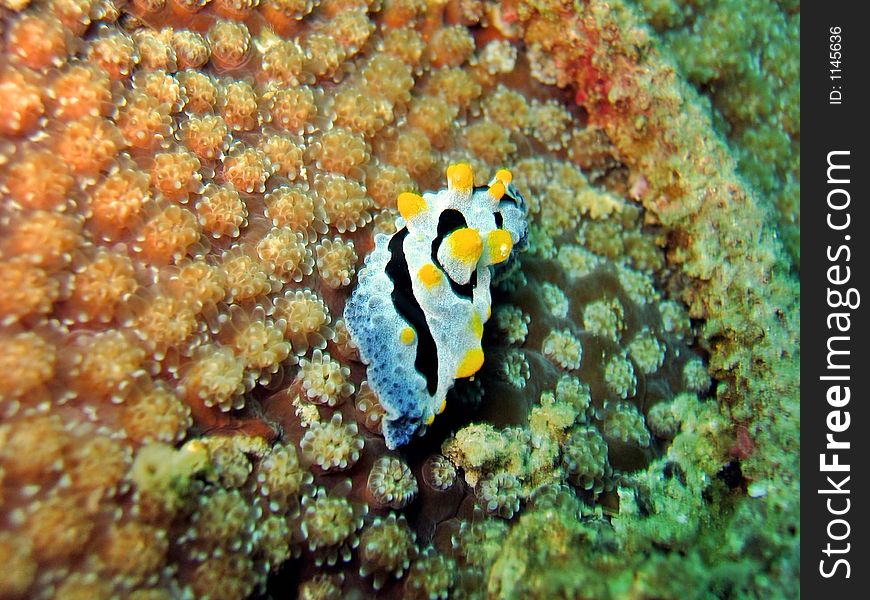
[628,0,801,266]
[0,0,798,599]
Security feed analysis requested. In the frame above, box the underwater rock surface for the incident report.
[0,0,799,598]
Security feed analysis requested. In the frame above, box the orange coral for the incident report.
[5,148,74,211]
[208,20,252,70]
[179,114,231,160]
[427,25,475,68]
[314,173,373,232]
[181,344,247,410]
[1,210,81,271]
[407,94,458,148]
[88,165,151,239]
[224,307,292,373]
[135,71,184,112]
[7,13,68,70]
[222,145,272,193]
[0,66,44,137]
[24,496,94,562]
[304,33,346,80]
[172,30,211,70]
[379,127,436,178]
[88,28,139,80]
[261,0,318,30]
[484,84,530,131]
[265,85,318,133]
[300,412,364,471]
[122,380,192,444]
[214,0,261,20]
[50,0,97,35]
[0,2,756,598]
[296,349,354,406]
[196,183,248,238]
[361,54,414,107]
[134,204,201,265]
[264,184,327,240]
[165,259,228,312]
[133,29,176,72]
[256,226,313,282]
[0,533,36,597]
[65,330,146,397]
[380,27,426,66]
[127,291,201,357]
[219,80,260,132]
[0,331,56,402]
[67,434,129,497]
[256,441,310,505]
[381,0,427,30]
[259,133,306,180]
[0,260,59,324]
[66,248,138,323]
[221,245,276,301]
[326,9,374,54]
[365,162,415,209]
[260,39,306,85]
[100,522,169,583]
[310,127,370,179]
[353,381,386,434]
[56,115,123,177]
[314,236,357,288]
[116,91,173,149]
[177,70,218,114]
[425,67,482,110]
[464,119,516,165]
[330,83,392,138]
[273,288,332,354]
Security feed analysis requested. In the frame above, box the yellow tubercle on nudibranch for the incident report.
[446,162,474,193]
[482,229,514,266]
[418,263,443,288]
[400,327,416,345]
[488,180,506,201]
[437,227,482,285]
[471,312,484,339]
[445,228,483,265]
[397,191,427,221]
[456,347,485,378]
[344,163,529,448]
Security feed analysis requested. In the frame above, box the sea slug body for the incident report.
[344,163,528,448]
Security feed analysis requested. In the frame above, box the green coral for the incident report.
[447,1,801,597]
[630,0,801,265]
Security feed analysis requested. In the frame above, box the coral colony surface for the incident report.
[0,1,799,599]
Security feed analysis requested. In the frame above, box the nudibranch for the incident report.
[344,163,528,448]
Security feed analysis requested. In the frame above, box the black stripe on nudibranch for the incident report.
[431,209,475,298]
[436,209,467,237]
[385,228,439,396]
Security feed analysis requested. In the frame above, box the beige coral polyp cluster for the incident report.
[300,485,367,566]
[296,349,354,406]
[299,412,364,471]
[367,455,418,509]
[358,513,417,589]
